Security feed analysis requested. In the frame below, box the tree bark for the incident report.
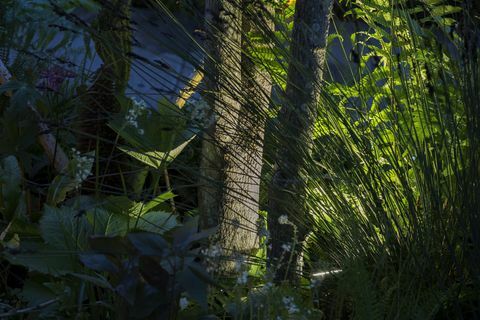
[224,1,274,260]
[198,0,273,271]
[267,0,334,283]
[198,0,245,267]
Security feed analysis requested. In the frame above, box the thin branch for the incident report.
[0,298,60,318]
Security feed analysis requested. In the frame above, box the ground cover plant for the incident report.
[0,0,479,319]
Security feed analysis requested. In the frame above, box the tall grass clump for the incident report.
[302,0,480,318]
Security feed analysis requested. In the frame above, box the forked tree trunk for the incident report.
[268,0,334,283]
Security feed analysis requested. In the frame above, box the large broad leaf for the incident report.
[103,191,174,216]
[177,265,209,310]
[40,205,91,250]
[133,211,178,234]
[93,193,179,236]
[20,278,58,307]
[79,253,119,273]
[172,216,216,250]
[118,135,195,169]
[4,244,78,276]
[87,208,131,236]
[142,191,176,213]
[127,232,170,257]
[69,272,113,290]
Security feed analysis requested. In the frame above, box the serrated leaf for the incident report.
[40,205,90,250]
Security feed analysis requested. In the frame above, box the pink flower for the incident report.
[38,65,76,92]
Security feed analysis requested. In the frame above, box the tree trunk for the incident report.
[198,0,246,269]
[267,0,334,283]
[198,0,273,271]
[224,1,274,260]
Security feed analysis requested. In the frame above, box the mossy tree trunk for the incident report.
[267,0,334,283]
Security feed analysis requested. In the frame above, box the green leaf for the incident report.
[178,266,209,310]
[79,253,119,273]
[118,135,195,169]
[141,191,176,213]
[40,205,90,250]
[134,211,178,234]
[69,272,113,290]
[87,207,131,236]
[127,232,170,256]
[20,278,58,307]
[4,244,78,276]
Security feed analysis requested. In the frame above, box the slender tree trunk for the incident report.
[224,1,274,259]
[198,0,246,267]
[268,0,334,283]
[198,0,273,270]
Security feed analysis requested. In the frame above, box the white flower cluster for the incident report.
[71,148,90,183]
[186,98,214,128]
[201,244,222,258]
[278,215,289,225]
[125,97,148,135]
[179,297,189,310]
[201,244,223,273]
[282,296,299,314]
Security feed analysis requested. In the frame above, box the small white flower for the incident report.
[126,96,148,135]
[282,296,293,305]
[202,244,222,258]
[287,304,299,314]
[278,215,289,224]
[282,296,299,314]
[281,243,291,252]
[237,271,248,285]
[179,297,189,310]
[138,129,144,135]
